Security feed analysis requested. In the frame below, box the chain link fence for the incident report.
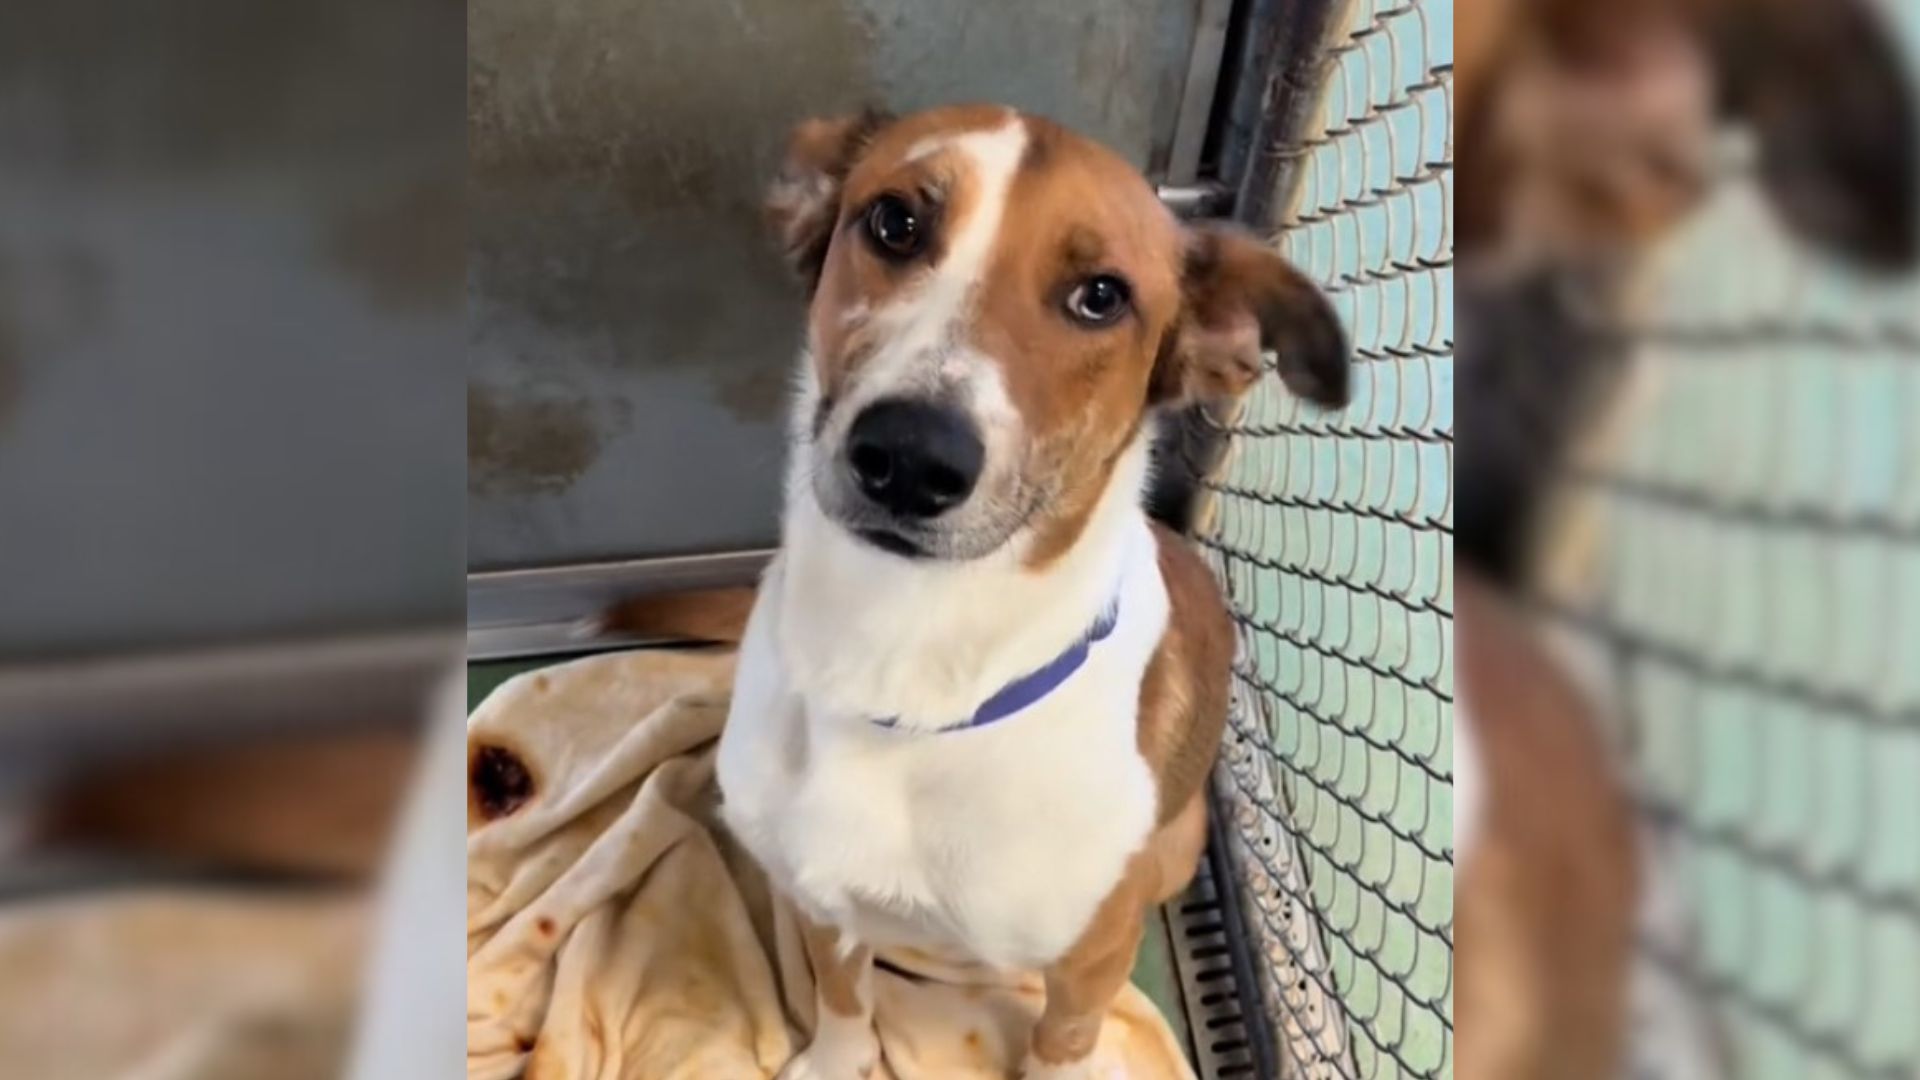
[1541,148,1920,1079]
[1195,0,1454,1075]
[1199,0,1920,1075]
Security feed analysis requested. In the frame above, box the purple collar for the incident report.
[873,596,1121,733]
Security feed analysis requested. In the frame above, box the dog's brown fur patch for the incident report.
[799,916,873,1020]
[1136,523,1236,825]
[1033,790,1207,1066]
[1455,569,1639,1080]
[599,586,756,645]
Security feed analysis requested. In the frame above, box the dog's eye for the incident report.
[865,195,922,259]
[1065,275,1132,326]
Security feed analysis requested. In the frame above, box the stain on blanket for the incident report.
[963,1028,995,1070]
[470,743,536,821]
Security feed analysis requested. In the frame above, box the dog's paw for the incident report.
[776,1035,878,1080]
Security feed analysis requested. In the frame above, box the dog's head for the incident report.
[1458,0,1917,589]
[1460,0,1917,273]
[765,105,1349,564]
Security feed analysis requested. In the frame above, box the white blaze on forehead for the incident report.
[904,135,947,163]
[858,117,1028,404]
[937,118,1027,296]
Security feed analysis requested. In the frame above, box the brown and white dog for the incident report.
[1457,1,1916,1077]
[704,104,1348,1080]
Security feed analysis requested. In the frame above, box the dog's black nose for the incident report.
[845,399,984,518]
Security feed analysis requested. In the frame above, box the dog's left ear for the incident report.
[1153,226,1350,409]
[765,109,893,288]
[1705,0,1917,271]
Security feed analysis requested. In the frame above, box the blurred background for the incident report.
[0,0,462,1075]
[1459,0,1919,1078]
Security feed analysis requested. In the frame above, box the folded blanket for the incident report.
[466,649,1196,1080]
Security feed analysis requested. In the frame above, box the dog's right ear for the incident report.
[765,110,892,288]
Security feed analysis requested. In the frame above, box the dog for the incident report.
[1459,0,1917,587]
[1457,1,1916,1077]
[649,104,1352,1080]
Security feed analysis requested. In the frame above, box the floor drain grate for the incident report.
[1162,794,1279,1079]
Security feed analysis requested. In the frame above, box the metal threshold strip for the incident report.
[0,627,459,748]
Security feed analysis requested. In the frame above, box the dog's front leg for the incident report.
[782,914,879,1080]
[1021,891,1146,1080]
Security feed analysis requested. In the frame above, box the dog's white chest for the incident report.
[717,571,1164,970]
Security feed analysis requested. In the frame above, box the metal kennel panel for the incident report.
[1537,73,1920,1080]
[467,0,1215,573]
[1196,1,1454,1077]
[0,0,466,660]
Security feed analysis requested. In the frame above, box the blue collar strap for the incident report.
[874,596,1121,733]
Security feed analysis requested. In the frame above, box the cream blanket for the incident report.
[466,649,1196,1080]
